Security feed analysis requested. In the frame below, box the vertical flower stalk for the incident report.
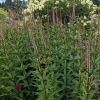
[59,12,62,25]
[78,22,82,47]
[39,19,48,65]
[30,20,48,100]
[8,10,14,29]
[56,8,58,23]
[23,12,28,30]
[0,28,6,56]
[98,6,100,34]
[30,26,38,55]
[30,25,47,100]
[85,41,91,100]
[46,3,49,24]
[59,19,66,43]
[52,7,55,24]
[39,20,46,47]
[86,41,90,73]
[72,0,76,21]
[0,28,3,40]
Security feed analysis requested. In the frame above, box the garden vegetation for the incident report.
[0,0,100,100]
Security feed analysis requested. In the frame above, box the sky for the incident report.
[0,0,5,3]
[0,0,26,3]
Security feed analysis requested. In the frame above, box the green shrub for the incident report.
[0,8,8,20]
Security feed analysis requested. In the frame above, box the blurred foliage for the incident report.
[27,0,96,24]
[0,0,100,100]
[0,8,7,20]
[93,0,100,6]
[0,17,100,99]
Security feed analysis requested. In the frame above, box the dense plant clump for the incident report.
[0,14,100,100]
[0,8,7,20]
[0,0,100,100]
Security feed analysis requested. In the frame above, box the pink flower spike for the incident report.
[15,84,20,91]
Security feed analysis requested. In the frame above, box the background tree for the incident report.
[12,0,22,10]
[0,3,2,8]
[5,0,12,9]
[1,2,5,8]
[93,0,100,6]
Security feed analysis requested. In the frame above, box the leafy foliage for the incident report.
[0,15,100,100]
[0,8,7,20]
[0,1,100,100]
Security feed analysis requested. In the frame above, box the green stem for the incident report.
[38,59,48,100]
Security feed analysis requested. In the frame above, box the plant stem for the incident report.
[38,58,48,100]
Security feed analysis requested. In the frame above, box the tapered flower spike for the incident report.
[30,26,38,55]
[39,20,46,47]
[98,6,100,34]
[78,21,82,47]
[86,41,90,73]
[52,7,55,24]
